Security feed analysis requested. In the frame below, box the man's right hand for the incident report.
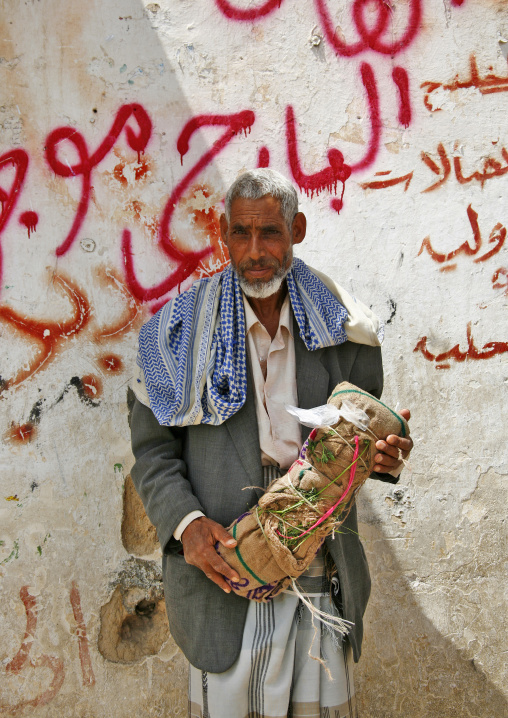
[181,517,240,593]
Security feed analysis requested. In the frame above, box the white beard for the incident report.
[238,271,287,299]
[235,253,293,299]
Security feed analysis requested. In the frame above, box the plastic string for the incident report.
[280,435,360,541]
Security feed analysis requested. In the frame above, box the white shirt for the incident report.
[242,292,301,469]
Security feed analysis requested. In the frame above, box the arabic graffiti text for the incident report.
[414,323,508,369]
[2,584,95,713]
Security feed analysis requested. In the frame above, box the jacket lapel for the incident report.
[225,361,262,487]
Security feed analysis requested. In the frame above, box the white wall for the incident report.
[1,1,507,715]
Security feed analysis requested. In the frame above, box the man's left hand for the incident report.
[373,409,413,473]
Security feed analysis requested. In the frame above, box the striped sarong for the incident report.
[188,581,357,718]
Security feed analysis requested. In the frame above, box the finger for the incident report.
[186,548,240,587]
[213,525,237,549]
[375,440,400,459]
[399,409,411,420]
[373,455,399,472]
[209,552,240,584]
[384,435,413,452]
[204,566,236,593]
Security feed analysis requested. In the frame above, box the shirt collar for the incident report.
[242,292,293,337]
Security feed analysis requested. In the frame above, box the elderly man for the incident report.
[130,168,412,718]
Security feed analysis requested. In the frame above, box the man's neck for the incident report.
[245,283,287,340]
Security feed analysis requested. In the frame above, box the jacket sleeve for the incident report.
[129,395,205,553]
[348,343,401,486]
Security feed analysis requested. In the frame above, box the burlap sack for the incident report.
[218,381,409,601]
[218,461,325,600]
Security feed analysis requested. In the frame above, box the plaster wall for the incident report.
[0,1,507,716]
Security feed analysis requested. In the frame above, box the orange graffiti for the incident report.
[360,171,413,191]
[418,205,506,271]
[93,268,141,341]
[422,142,508,192]
[5,586,37,674]
[0,270,141,393]
[97,353,123,372]
[2,586,65,714]
[492,267,508,294]
[0,275,91,390]
[422,54,508,112]
[69,582,96,687]
[414,323,508,369]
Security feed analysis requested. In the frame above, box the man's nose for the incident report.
[246,232,265,260]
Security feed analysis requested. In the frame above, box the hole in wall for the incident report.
[98,559,169,663]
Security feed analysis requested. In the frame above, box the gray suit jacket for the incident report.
[130,326,396,673]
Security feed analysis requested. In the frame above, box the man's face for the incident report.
[220,196,305,298]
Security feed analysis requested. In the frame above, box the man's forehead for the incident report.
[229,195,285,223]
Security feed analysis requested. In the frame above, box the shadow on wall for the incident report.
[112,455,508,715]
[355,493,508,718]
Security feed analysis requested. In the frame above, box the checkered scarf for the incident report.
[133,259,368,426]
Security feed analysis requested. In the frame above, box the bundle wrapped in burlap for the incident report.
[217,381,409,602]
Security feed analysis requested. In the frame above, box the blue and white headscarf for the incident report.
[133,258,382,426]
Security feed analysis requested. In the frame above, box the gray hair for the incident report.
[224,168,299,229]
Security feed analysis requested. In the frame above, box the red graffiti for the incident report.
[257,146,270,168]
[314,0,422,58]
[45,103,152,256]
[454,148,508,187]
[19,210,39,238]
[392,67,412,128]
[214,0,284,21]
[418,205,506,271]
[0,275,91,390]
[492,267,508,294]
[0,268,141,393]
[414,323,508,368]
[286,105,351,199]
[285,62,378,210]
[122,110,255,303]
[3,587,65,712]
[69,582,96,687]
[0,150,29,287]
[351,63,381,173]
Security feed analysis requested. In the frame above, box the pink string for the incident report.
[280,435,360,541]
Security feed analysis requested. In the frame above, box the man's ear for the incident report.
[291,212,306,245]
[219,213,229,245]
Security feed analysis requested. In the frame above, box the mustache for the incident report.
[238,257,281,272]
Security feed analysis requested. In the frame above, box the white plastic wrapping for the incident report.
[285,399,371,431]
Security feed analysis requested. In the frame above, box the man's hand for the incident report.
[373,409,413,473]
[181,517,240,593]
